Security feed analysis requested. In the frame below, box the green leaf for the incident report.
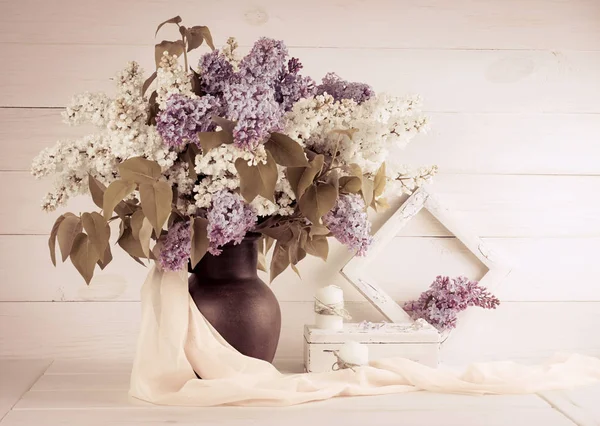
[139,181,173,235]
[339,176,362,194]
[70,233,100,285]
[373,162,387,197]
[57,215,83,262]
[155,40,185,68]
[235,151,278,203]
[299,183,338,225]
[190,217,209,268]
[103,180,136,221]
[264,133,309,167]
[155,16,182,36]
[197,131,233,155]
[297,155,324,199]
[304,235,329,261]
[81,212,110,258]
[118,157,162,185]
[48,215,66,266]
[270,242,290,283]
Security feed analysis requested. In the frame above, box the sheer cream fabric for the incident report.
[129,266,600,407]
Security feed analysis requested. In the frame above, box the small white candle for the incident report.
[337,341,369,366]
[316,285,343,305]
[315,285,344,330]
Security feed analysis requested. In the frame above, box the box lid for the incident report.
[304,320,441,344]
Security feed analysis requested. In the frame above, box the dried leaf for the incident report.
[88,174,106,209]
[284,167,304,199]
[195,26,215,50]
[142,71,157,95]
[373,162,387,197]
[264,133,309,167]
[117,218,128,243]
[260,224,294,245]
[139,181,173,235]
[326,169,340,192]
[299,183,338,225]
[257,251,267,273]
[235,151,278,203]
[373,196,390,212]
[211,115,236,133]
[329,128,359,140]
[117,227,153,260]
[155,40,185,68]
[339,176,362,194]
[97,244,113,270]
[264,235,275,253]
[198,131,233,155]
[348,163,363,178]
[48,215,66,266]
[186,25,210,52]
[304,235,329,261]
[270,242,290,282]
[130,210,145,241]
[155,16,182,36]
[190,217,209,268]
[297,155,324,199]
[185,144,200,179]
[361,178,374,208]
[138,217,153,258]
[103,180,136,220]
[70,233,100,285]
[81,212,110,258]
[309,224,330,238]
[118,157,161,185]
[57,215,83,262]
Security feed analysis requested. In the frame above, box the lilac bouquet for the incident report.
[32,16,435,284]
[404,275,500,331]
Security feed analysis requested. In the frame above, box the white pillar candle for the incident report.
[315,285,345,330]
[337,341,369,366]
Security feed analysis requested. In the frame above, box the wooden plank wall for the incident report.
[0,0,599,364]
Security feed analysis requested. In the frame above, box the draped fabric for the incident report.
[129,266,600,407]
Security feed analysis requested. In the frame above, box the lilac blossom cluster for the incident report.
[404,275,500,331]
[156,94,221,148]
[197,38,316,150]
[322,194,373,256]
[206,190,258,255]
[316,72,374,104]
[158,220,191,271]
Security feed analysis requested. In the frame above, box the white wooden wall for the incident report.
[1,0,599,365]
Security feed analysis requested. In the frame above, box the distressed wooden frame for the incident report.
[340,186,512,323]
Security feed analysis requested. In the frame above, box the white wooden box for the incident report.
[303,321,441,373]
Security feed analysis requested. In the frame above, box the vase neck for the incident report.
[191,236,259,281]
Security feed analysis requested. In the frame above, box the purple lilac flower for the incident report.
[317,72,375,104]
[403,275,500,331]
[206,190,257,255]
[198,50,235,95]
[323,194,373,256]
[223,82,284,150]
[238,38,288,84]
[158,221,191,271]
[156,94,221,148]
[275,58,316,111]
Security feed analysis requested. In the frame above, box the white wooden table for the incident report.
[1,358,596,426]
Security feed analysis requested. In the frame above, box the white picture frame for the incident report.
[339,186,513,323]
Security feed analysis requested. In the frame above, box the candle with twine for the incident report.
[314,285,351,329]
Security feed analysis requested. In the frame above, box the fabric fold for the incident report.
[129,266,600,407]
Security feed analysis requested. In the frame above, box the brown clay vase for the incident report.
[188,233,281,363]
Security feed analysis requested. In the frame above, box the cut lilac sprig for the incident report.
[207,190,257,255]
[403,275,500,331]
[323,194,373,256]
[316,72,374,104]
[158,220,191,271]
